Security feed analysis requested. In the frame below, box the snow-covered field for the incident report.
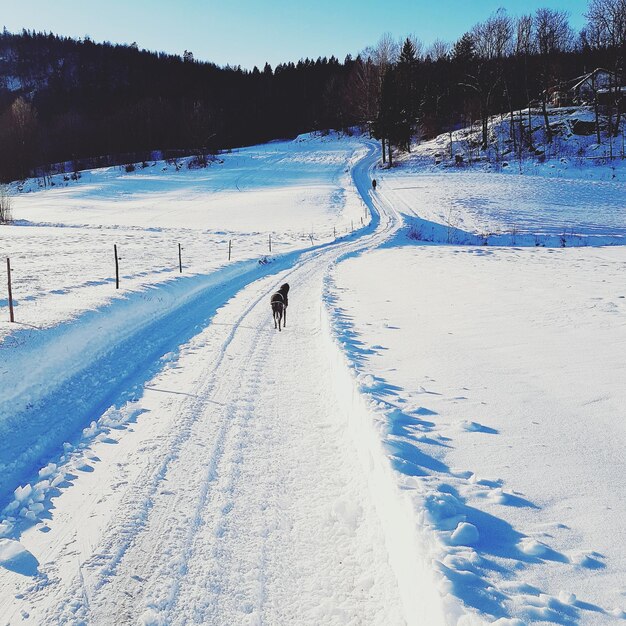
[1,133,367,339]
[0,128,624,625]
[384,107,626,246]
[329,243,626,624]
[378,170,626,244]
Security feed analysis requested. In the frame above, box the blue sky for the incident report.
[1,0,589,69]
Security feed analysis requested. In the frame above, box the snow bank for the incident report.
[321,274,459,625]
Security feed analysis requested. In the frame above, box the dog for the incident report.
[270,283,289,331]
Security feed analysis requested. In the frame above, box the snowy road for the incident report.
[0,144,445,624]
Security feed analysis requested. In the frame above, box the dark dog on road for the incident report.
[270,283,289,331]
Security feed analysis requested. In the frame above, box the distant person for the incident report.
[372,178,377,190]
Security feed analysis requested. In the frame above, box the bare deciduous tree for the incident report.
[534,9,574,142]
[427,39,451,61]
[472,8,513,60]
[515,14,535,57]
[535,8,574,56]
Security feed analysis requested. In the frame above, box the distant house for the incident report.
[571,69,615,102]
[549,69,624,107]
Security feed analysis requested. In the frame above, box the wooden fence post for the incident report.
[6,257,14,323]
[228,239,232,261]
[268,234,272,253]
[178,243,183,273]
[114,244,120,289]
[333,226,336,239]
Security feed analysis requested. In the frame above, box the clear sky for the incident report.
[0,0,589,69]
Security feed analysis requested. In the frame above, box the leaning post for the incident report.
[6,257,14,323]
[114,244,120,289]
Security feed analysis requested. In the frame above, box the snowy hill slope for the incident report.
[379,107,626,247]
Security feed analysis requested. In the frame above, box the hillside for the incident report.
[0,30,356,182]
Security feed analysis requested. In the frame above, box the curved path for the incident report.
[0,141,447,625]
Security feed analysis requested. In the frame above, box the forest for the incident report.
[0,0,624,182]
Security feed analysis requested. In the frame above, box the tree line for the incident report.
[0,0,624,181]
[369,0,625,164]
[0,30,356,181]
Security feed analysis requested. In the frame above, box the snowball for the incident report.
[558,591,577,605]
[0,539,29,564]
[51,474,65,488]
[450,522,480,546]
[138,608,167,626]
[460,421,482,432]
[487,489,508,505]
[518,538,548,557]
[424,492,463,526]
[38,463,57,478]
[0,520,13,537]
[568,550,600,568]
[13,485,32,503]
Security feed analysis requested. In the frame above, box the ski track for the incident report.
[0,142,421,625]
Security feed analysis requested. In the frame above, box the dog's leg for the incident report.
[283,306,287,328]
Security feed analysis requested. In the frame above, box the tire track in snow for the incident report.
[3,140,428,625]
[37,254,327,624]
[45,267,298,624]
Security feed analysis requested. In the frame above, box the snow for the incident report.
[1,132,368,342]
[0,126,624,624]
[0,539,38,576]
[450,523,480,547]
[330,241,626,623]
[378,169,626,243]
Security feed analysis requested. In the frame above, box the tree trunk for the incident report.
[593,95,601,145]
[527,100,533,149]
[482,111,488,150]
[388,139,393,167]
[381,136,386,163]
[541,95,552,143]
[508,88,516,154]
